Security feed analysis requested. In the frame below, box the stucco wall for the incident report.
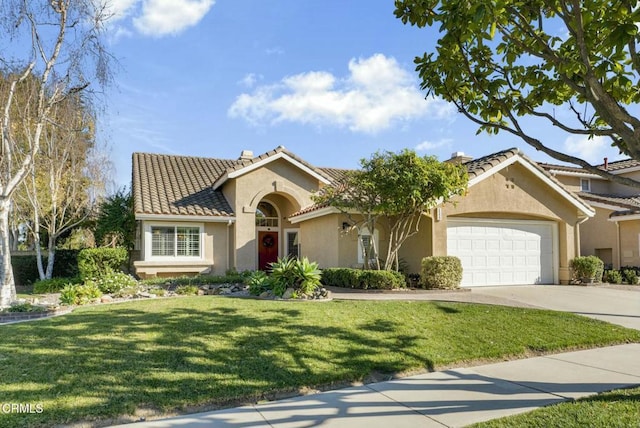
[134,220,230,278]
[299,214,340,268]
[398,215,434,274]
[580,207,618,268]
[227,158,324,271]
[618,220,640,266]
[436,163,585,284]
[608,170,640,196]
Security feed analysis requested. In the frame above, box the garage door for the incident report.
[447,219,555,286]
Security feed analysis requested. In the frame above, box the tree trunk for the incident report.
[45,235,56,279]
[0,198,16,308]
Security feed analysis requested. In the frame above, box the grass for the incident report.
[472,385,640,427]
[0,297,639,427]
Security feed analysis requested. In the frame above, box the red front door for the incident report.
[258,231,278,271]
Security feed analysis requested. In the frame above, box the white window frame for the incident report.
[284,228,300,259]
[580,178,591,192]
[358,226,379,264]
[145,222,205,261]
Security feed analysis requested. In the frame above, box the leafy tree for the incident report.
[395,0,640,187]
[94,187,135,251]
[314,150,468,271]
[0,1,112,308]
[12,93,109,280]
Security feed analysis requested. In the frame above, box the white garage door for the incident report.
[447,219,555,286]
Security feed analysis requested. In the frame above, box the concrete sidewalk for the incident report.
[114,343,640,428]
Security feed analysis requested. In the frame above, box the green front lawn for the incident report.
[472,385,640,427]
[1,297,639,427]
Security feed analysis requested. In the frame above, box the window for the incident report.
[286,230,300,258]
[358,227,379,264]
[580,178,591,192]
[150,225,201,258]
[256,201,279,227]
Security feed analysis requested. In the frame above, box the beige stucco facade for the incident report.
[134,148,594,285]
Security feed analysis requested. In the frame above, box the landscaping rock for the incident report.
[100,295,113,303]
[282,288,295,299]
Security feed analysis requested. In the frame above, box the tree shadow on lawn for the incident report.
[0,299,429,427]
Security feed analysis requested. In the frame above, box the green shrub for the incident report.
[77,247,127,280]
[59,283,102,306]
[570,256,604,283]
[85,271,138,294]
[246,271,271,296]
[359,270,406,290]
[4,303,46,313]
[321,268,363,288]
[622,269,638,285]
[419,256,463,289]
[140,273,246,287]
[270,256,322,296]
[147,287,167,297]
[604,270,623,284]
[269,256,322,297]
[10,250,80,286]
[321,268,405,289]
[33,277,81,294]
[175,285,199,295]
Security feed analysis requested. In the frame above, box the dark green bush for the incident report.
[603,270,623,284]
[77,248,127,280]
[321,268,405,290]
[11,250,80,285]
[321,268,362,288]
[246,271,271,296]
[359,270,406,289]
[420,256,463,289]
[33,277,81,294]
[570,256,604,283]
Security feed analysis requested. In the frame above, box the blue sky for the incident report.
[101,0,625,188]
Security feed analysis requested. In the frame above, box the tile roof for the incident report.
[463,147,520,179]
[578,192,640,210]
[133,153,236,217]
[598,158,640,171]
[212,146,334,189]
[538,162,585,174]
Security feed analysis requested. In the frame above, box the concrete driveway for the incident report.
[472,285,640,330]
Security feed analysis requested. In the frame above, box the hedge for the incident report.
[570,255,604,283]
[420,256,463,289]
[11,250,80,286]
[321,268,406,290]
[77,247,128,279]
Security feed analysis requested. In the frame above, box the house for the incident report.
[132,146,594,286]
[540,158,640,269]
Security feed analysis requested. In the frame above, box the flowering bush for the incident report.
[85,271,138,294]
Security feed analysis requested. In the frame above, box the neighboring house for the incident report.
[541,159,640,269]
[132,146,594,286]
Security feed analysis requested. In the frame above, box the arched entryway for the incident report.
[254,194,301,270]
[256,201,280,270]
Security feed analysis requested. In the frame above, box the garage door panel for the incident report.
[447,219,555,286]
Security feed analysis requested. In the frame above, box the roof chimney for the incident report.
[239,150,253,160]
[446,151,473,164]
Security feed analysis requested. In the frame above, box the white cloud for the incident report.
[104,0,214,37]
[415,138,453,152]
[239,73,263,88]
[228,53,454,134]
[563,135,608,163]
[133,0,215,37]
[265,47,285,56]
[105,0,140,21]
